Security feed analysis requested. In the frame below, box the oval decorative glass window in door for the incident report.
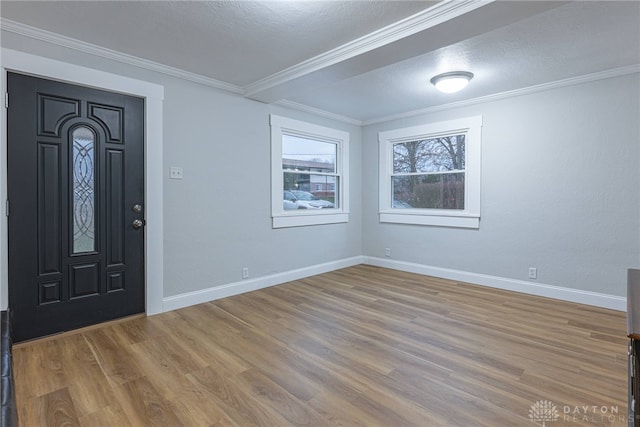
[72,126,95,253]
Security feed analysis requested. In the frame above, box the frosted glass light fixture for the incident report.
[430,71,474,94]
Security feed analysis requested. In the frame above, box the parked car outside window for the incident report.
[283,191,299,210]
[392,199,413,209]
[290,190,334,209]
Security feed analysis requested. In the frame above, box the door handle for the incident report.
[132,219,144,230]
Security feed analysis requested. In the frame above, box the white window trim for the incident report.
[270,115,349,228]
[378,116,482,229]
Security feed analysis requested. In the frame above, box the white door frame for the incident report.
[0,48,164,315]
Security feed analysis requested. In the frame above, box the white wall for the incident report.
[161,84,362,297]
[0,31,362,305]
[362,74,640,298]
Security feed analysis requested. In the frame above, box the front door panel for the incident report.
[8,73,145,342]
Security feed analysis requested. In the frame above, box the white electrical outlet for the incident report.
[528,267,537,279]
[242,267,249,279]
[385,248,391,257]
[170,166,183,180]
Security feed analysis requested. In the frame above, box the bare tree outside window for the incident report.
[392,134,466,210]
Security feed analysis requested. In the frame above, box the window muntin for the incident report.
[379,116,482,228]
[271,115,349,228]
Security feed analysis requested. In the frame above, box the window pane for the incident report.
[393,135,465,173]
[72,126,96,253]
[392,173,465,210]
[282,134,336,173]
[283,172,338,208]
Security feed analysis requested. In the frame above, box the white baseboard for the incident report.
[363,257,626,311]
[162,256,364,312]
[162,255,626,314]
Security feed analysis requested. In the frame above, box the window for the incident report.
[378,116,482,228]
[72,126,96,253]
[271,115,349,228]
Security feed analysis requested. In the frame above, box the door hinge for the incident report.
[4,93,8,109]
[5,200,9,217]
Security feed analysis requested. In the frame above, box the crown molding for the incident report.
[363,64,640,126]
[0,18,244,94]
[4,16,635,130]
[274,100,363,126]
[244,0,490,98]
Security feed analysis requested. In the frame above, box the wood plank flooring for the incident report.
[13,265,628,426]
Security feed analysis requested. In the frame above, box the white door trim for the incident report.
[0,48,164,315]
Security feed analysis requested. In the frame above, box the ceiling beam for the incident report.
[244,0,567,104]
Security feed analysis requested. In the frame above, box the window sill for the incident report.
[379,212,479,229]
[273,212,349,228]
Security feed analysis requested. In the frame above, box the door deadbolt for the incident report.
[132,204,143,213]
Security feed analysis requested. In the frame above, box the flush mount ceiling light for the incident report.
[430,71,474,94]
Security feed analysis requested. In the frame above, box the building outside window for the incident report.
[271,115,349,228]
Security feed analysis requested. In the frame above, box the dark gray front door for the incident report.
[7,72,145,342]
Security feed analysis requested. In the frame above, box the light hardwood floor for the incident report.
[13,265,628,426]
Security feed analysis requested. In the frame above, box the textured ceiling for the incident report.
[1,1,638,123]
[0,0,434,86]
[288,1,640,121]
